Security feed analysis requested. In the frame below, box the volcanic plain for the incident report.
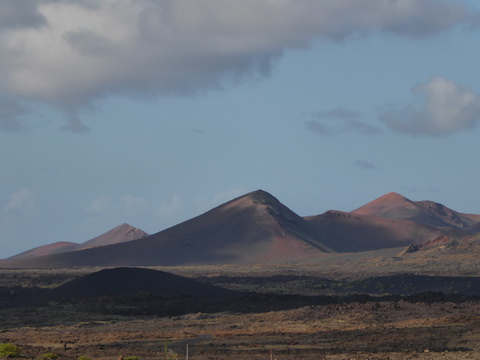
[2,190,480,359]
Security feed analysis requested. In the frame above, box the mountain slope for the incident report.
[4,190,332,267]
[3,190,479,268]
[304,210,447,252]
[7,241,80,260]
[352,192,480,228]
[81,223,149,248]
[44,267,240,301]
[8,223,148,260]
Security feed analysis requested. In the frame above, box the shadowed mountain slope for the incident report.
[38,267,241,303]
[2,190,479,268]
[3,190,332,267]
[352,192,480,229]
[8,223,149,260]
[304,210,448,252]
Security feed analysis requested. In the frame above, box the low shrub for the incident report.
[0,343,20,359]
[39,353,59,360]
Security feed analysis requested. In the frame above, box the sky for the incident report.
[1,0,480,258]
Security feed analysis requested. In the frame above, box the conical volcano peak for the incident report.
[370,192,413,204]
[352,192,416,216]
[220,189,281,211]
[246,189,281,205]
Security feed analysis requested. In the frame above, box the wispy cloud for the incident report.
[354,159,377,170]
[381,76,480,136]
[194,188,245,213]
[306,107,381,136]
[314,108,361,120]
[3,188,36,214]
[87,194,149,218]
[86,196,113,214]
[157,195,183,219]
[120,194,148,217]
[0,0,477,132]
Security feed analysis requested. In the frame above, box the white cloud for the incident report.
[0,0,477,131]
[381,76,480,136]
[212,188,245,205]
[3,188,36,214]
[86,195,113,214]
[87,194,149,217]
[120,194,148,217]
[194,188,245,213]
[158,194,183,219]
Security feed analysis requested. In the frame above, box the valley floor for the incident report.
[2,298,480,360]
[2,258,480,360]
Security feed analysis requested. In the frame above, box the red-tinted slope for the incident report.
[8,241,80,260]
[7,223,149,260]
[4,190,479,268]
[304,210,447,252]
[81,223,149,248]
[352,192,480,228]
[4,190,331,267]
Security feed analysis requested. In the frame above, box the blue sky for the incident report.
[1,0,480,258]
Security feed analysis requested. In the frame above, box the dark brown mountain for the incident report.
[304,210,447,252]
[352,192,480,229]
[8,223,148,260]
[3,190,331,267]
[2,190,479,268]
[44,267,240,301]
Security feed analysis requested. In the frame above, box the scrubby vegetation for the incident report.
[0,343,20,359]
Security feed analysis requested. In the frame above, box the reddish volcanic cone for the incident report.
[352,192,480,229]
[4,190,332,268]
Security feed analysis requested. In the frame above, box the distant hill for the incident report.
[3,190,331,267]
[352,192,480,229]
[2,190,479,268]
[43,267,240,301]
[8,223,149,260]
[304,210,447,252]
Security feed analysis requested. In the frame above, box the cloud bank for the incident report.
[381,77,480,136]
[0,0,478,131]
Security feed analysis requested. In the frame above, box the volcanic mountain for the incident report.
[303,210,446,252]
[44,267,240,301]
[2,190,479,268]
[352,192,480,229]
[8,223,149,260]
[3,190,333,267]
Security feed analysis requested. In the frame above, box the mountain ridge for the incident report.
[2,190,479,267]
[8,223,149,260]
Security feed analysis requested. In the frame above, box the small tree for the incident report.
[0,343,20,359]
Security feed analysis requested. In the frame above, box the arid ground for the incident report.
[2,259,480,360]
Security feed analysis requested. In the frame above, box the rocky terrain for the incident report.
[1,265,480,359]
[1,190,480,359]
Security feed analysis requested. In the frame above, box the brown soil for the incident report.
[1,298,480,360]
[2,266,480,360]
